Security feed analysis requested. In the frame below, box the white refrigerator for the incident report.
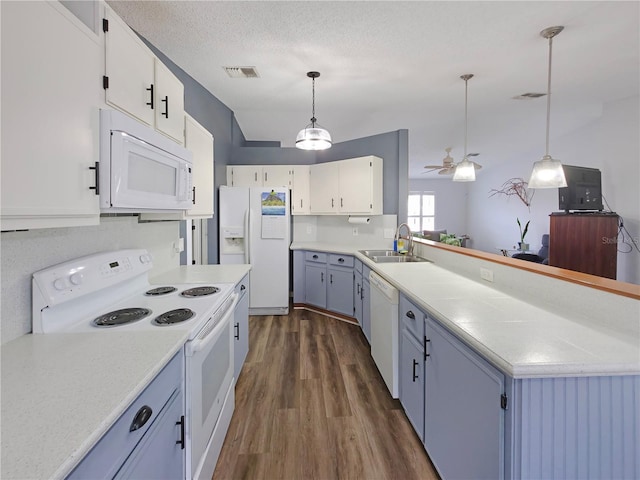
[219,186,290,315]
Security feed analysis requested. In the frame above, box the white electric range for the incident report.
[32,249,238,480]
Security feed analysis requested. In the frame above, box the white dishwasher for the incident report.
[369,271,399,398]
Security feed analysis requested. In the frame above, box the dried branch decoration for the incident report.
[489,177,535,209]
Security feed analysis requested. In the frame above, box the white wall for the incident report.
[408,178,468,240]
[0,217,182,344]
[466,95,640,284]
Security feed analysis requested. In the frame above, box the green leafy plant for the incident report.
[517,218,530,244]
[440,233,461,247]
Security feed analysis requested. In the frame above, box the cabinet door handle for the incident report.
[406,310,415,320]
[300,199,303,208]
[89,162,99,195]
[330,274,333,284]
[361,287,364,300]
[129,405,153,432]
[265,172,268,182]
[331,198,334,208]
[254,172,258,182]
[192,186,196,205]
[357,283,361,295]
[424,337,431,360]
[146,84,154,109]
[176,415,185,449]
[234,322,240,340]
[341,197,343,207]
[161,95,169,118]
[412,359,419,382]
[321,272,324,283]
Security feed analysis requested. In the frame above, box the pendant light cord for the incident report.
[463,77,468,159]
[311,76,316,127]
[545,35,553,157]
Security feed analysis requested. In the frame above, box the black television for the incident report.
[558,165,603,212]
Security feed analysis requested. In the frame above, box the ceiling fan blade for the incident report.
[438,168,454,175]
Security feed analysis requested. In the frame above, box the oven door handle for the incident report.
[187,293,239,355]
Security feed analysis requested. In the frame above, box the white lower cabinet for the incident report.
[1,1,102,230]
[423,316,505,480]
[68,352,184,479]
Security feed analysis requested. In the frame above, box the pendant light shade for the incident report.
[453,74,477,182]
[527,26,567,189]
[296,71,332,150]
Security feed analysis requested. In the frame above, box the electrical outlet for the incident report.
[480,268,494,282]
[352,227,358,236]
[306,225,313,234]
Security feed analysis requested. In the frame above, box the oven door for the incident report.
[109,131,193,211]
[185,293,237,480]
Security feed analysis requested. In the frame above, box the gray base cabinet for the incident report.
[305,263,327,308]
[327,265,354,316]
[400,328,425,440]
[68,352,184,479]
[424,317,505,480]
[233,275,250,380]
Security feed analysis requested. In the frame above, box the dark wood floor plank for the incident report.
[213,306,438,480]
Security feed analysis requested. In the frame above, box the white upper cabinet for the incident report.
[291,166,311,215]
[154,59,185,144]
[1,1,102,230]
[309,161,340,214]
[141,115,214,221]
[227,165,292,187]
[310,156,383,215]
[103,6,185,144]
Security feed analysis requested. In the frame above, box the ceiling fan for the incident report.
[423,148,482,175]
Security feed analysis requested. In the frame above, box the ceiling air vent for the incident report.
[512,92,547,100]
[224,66,260,78]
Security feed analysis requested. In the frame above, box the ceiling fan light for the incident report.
[453,158,476,182]
[527,155,567,188]
[295,126,332,150]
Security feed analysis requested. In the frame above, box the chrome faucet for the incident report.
[395,223,414,255]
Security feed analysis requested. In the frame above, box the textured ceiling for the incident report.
[107,1,639,178]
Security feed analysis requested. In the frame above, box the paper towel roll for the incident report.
[348,216,371,224]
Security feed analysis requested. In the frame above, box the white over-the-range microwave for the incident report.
[99,109,193,212]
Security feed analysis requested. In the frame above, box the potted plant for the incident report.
[517,218,530,251]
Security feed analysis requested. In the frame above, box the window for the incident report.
[408,191,435,232]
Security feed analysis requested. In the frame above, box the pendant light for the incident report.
[296,71,332,150]
[527,26,567,189]
[453,74,477,182]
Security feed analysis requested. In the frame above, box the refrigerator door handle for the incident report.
[244,208,250,264]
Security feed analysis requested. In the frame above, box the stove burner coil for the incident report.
[152,308,195,326]
[145,286,178,296]
[180,286,220,297]
[93,308,152,327]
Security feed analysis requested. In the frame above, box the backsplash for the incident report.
[1,217,181,344]
[293,214,397,246]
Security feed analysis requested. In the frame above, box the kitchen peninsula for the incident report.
[291,240,640,479]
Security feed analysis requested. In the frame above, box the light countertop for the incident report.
[360,255,640,378]
[1,330,188,480]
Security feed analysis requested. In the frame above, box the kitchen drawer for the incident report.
[305,251,327,263]
[329,254,354,268]
[68,350,183,479]
[399,295,425,342]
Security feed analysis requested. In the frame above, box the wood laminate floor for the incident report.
[212,307,439,480]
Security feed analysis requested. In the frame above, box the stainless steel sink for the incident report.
[371,255,430,263]
[358,250,430,263]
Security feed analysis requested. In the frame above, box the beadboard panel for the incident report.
[512,376,639,480]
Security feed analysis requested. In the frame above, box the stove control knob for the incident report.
[53,278,67,291]
[139,254,152,264]
[69,272,83,286]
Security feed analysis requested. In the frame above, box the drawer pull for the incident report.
[234,322,240,340]
[240,284,246,291]
[129,405,152,432]
[312,254,318,259]
[176,415,185,449]
[338,258,345,263]
[406,310,415,320]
